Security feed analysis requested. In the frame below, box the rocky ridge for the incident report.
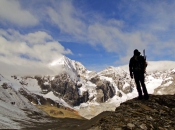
[80,94,175,130]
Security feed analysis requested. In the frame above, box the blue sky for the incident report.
[0,0,175,75]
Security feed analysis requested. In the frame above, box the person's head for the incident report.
[134,49,140,56]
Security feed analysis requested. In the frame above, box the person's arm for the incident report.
[129,58,133,79]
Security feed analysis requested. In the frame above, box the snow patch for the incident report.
[163,81,173,87]
[123,82,130,89]
[146,79,163,94]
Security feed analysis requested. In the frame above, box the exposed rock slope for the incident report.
[154,70,175,95]
[80,95,175,130]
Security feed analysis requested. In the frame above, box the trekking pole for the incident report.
[143,49,147,73]
[143,49,146,60]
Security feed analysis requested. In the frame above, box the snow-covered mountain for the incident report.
[43,58,175,119]
[0,55,175,125]
[0,74,50,129]
[48,56,92,81]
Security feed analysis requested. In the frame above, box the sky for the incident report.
[0,0,175,75]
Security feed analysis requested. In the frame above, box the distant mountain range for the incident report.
[0,56,175,128]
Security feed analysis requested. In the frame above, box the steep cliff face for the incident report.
[90,76,116,102]
[34,73,117,106]
[51,74,79,106]
[32,57,126,107]
[33,73,89,106]
[96,66,135,95]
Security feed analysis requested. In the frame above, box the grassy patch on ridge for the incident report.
[36,105,86,120]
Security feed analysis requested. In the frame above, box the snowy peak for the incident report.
[49,56,78,71]
[99,66,126,75]
[49,56,77,71]
[97,66,127,80]
[49,56,92,81]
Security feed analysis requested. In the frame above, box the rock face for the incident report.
[85,94,175,130]
[90,76,116,103]
[96,66,135,95]
[154,72,175,95]
[22,57,175,111]
[34,73,117,105]
[51,74,79,106]
[96,80,115,102]
[34,73,89,106]
[18,88,76,111]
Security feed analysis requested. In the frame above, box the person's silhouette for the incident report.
[129,49,149,100]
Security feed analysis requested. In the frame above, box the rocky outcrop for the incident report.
[1,82,8,89]
[19,88,79,110]
[51,74,79,106]
[92,68,134,96]
[34,73,89,106]
[34,73,116,106]
[116,91,122,97]
[90,76,100,84]
[96,81,115,102]
[85,94,175,130]
[79,91,89,103]
[34,75,51,94]
[96,89,104,102]
[91,76,115,103]
[19,88,60,107]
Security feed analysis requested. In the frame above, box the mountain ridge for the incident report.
[0,56,175,128]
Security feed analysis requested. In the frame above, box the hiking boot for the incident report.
[144,95,149,100]
[138,96,143,100]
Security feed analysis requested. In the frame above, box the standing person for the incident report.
[129,49,149,100]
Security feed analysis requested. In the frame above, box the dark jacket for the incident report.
[129,55,145,75]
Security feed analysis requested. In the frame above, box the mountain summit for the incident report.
[49,56,90,80]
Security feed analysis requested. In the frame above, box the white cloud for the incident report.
[1,0,175,72]
[47,1,86,37]
[88,22,153,53]
[0,0,38,26]
[44,1,161,64]
[0,29,72,75]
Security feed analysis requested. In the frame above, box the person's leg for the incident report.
[134,72,142,99]
[140,73,149,100]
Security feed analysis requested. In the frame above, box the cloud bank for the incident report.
[44,0,175,63]
[0,0,38,27]
[0,29,72,75]
[1,0,175,74]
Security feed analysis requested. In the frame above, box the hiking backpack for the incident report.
[133,55,147,73]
